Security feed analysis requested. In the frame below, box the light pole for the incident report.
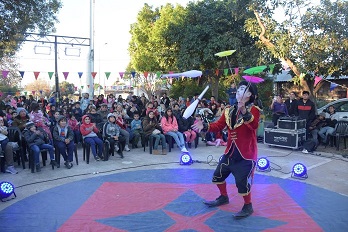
[98,42,107,95]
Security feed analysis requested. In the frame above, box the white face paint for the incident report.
[236,85,251,103]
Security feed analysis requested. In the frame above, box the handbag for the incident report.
[152,129,161,135]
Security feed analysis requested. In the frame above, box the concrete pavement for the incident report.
[1,141,348,211]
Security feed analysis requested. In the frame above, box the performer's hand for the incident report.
[192,120,203,132]
[238,101,247,114]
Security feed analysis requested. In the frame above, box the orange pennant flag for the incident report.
[144,71,149,79]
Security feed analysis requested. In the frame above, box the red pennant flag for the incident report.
[74,87,77,91]
[314,76,323,87]
[2,70,9,78]
[87,85,90,88]
[91,72,97,79]
[34,72,40,80]
[144,71,149,79]
[215,69,219,76]
[63,72,69,80]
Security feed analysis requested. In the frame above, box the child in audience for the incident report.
[80,115,104,161]
[104,113,124,158]
[68,113,81,144]
[23,121,57,172]
[130,113,143,148]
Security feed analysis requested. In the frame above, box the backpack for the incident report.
[303,140,317,152]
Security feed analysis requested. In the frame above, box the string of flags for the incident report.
[314,76,345,91]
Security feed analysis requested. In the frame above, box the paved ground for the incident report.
[1,140,347,212]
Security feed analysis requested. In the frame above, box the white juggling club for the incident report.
[183,85,209,119]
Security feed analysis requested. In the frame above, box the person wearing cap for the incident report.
[80,115,104,161]
[104,113,124,158]
[23,121,58,172]
[192,80,261,219]
[52,116,75,169]
[97,103,109,123]
[0,116,18,174]
[12,108,29,131]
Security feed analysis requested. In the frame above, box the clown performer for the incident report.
[192,81,260,219]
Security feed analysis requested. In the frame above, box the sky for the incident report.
[16,0,193,89]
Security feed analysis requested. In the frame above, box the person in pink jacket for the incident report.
[160,108,188,152]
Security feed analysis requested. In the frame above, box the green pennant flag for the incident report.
[48,72,54,79]
[224,69,228,76]
[105,72,111,79]
[81,86,84,89]
[269,64,275,74]
[156,71,161,79]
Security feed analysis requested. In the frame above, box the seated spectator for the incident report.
[127,102,141,120]
[72,102,83,122]
[12,108,29,131]
[104,113,124,158]
[193,114,206,142]
[80,115,104,161]
[50,111,61,132]
[113,111,131,151]
[319,105,339,145]
[68,113,82,144]
[23,121,57,172]
[145,102,159,119]
[130,113,143,148]
[142,111,167,155]
[29,102,52,141]
[8,110,18,126]
[97,103,109,123]
[88,105,103,129]
[161,108,188,152]
[308,113,327,146]
[0,116,18,174]
[270,95,288,127]
[52,116,75,169]
[173,104,196,148]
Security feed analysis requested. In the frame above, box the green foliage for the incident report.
[52,81,75,97]
[0,0,62,58]
[0,56,22,88]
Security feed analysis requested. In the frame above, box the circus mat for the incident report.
[0,168,347,232]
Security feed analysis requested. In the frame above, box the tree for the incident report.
[244,0,348,99]
[0,56,22,95]
[128,1,266,100]
[52,81,75,97]
[24,78,51,97]
[0,0,62,58]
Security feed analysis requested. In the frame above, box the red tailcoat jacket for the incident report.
[208,105,260,161]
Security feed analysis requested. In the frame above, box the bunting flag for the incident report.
[91,72,97,79]
[24,91,27,95]
[78,72,83,78]
[63,72,69,80]
[215,69,219,76]
[224,68,228,76]
[131,71,136,78]
[269,64,275,73]
[144,71,149,79]
[314,76,323,87]
[74,87,77,91]
[234,68,239,75]
[81,86,84,89]
[105,72,111,79]
[48,72,54,80]
[32,91,36,95]
[119,72,124,79]
[205,70,210,76]
[19,71,25,78]
[0,92,3,97]
[87,85,90,88]
[34,72,40,80]
[2,70,9,78]
[156,71,161,79]
[330,82,339,91]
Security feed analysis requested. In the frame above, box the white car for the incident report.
[317,98,348,121]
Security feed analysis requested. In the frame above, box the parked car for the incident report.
[317,98,348,121]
